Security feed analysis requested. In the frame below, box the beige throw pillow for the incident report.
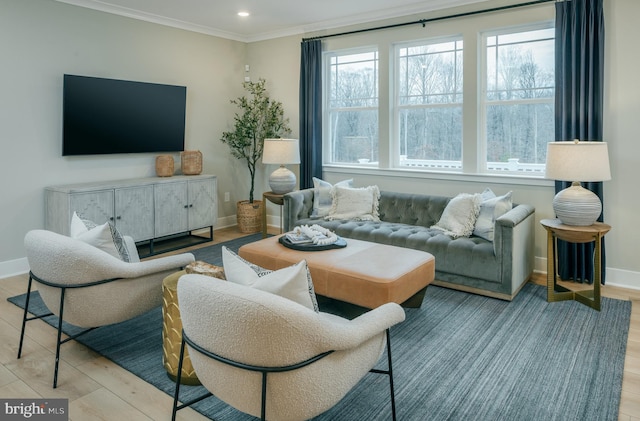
[473,188,513,241]
[70,212,131,262]
[431,193,482,238]
[326,185,380,221]
[222,246,319,312]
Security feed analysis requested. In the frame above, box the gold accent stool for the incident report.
[540,218,611,311]
[162,262,225,384]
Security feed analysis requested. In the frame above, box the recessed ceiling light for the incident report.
[238,11,250,17]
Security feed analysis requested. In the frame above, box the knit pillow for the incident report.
[326,185,380,221]
[431,193,482,238]
[473,188,513,241]
[222,246,319,312]
[312,177,353,217]
[70,212,131,262]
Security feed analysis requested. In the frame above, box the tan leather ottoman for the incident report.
[238,235,435,309]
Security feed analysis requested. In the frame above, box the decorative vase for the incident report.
[236,200,263,233]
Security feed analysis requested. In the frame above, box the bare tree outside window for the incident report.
[397,40,463,169]
[485,27,555,173]
[327,51,378,164]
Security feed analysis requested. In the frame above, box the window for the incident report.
[483,26,555,174]
[396,39,463,170]
[321,8,555,178]
[325,50,378,164]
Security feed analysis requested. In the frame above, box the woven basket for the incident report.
[237,200,263,233]
[155,155,174,177]
[181,150,202,175]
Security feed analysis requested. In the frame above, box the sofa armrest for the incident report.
[283,188,315,231]
[494,204,535,294]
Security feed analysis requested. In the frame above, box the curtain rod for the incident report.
[302,0,557,42]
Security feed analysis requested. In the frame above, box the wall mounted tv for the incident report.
[62,74,187,156]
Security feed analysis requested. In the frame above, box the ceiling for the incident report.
[56,0,488,42]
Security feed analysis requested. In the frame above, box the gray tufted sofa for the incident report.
[283,189,535,301]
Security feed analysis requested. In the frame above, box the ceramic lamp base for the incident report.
[269,165,296,194]
[552,182,602,226]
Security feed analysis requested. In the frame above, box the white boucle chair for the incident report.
[19,229,195,388]
[172,274,406,421]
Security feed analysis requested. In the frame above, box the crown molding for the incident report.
[56,0,489,43]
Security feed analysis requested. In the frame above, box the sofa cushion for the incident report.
[473,189,513,241]
[70,212,131,262]
[326,185,380,221]
[222,246,319,312]
[312,177,353,217]
[431,193,482,238]
[294,218,500,283]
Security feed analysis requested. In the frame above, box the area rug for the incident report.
[8,235,632,420]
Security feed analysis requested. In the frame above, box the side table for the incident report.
[540,218,611,311]
[262,191,285,238]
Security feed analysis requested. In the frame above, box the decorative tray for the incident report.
[278,235,347,251]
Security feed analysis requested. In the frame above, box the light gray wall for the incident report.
[2,0,639,290]
[0,0,249,272]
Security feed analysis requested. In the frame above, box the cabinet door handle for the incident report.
[116,216,121,220]
[184,205,189,209]
[189,204,193,208]
[109,217,114,221]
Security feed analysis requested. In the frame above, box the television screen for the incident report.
[63,74,186,156]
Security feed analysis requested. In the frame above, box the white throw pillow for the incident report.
[431,193,482,238]
[312,177,353,217]
[326,185,380,221]
[473,188,513,241]
[70,212,131,262]
[222,246,319,312]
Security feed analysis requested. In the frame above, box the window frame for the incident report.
[323,47,380,166]
[479,22,556,176]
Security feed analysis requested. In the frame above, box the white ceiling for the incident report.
[56,0,488,42]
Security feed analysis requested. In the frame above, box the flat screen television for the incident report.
[62,74,187,156]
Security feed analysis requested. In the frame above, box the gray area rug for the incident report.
[9,234,632,420]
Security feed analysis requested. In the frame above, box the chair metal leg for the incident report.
[171,337,186,421]
[385,329,397,421]
[17,274,34,359]
[52,288,67,389]
[261,372,268,421]
[370,328,397,420]
[171,334,212,420]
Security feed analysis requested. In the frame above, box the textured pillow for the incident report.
[326,185,380,221]
[431,193,482,238]
[312,177,353,217]
[70,212,131,262]
[473,189,513,241]
[222,246,319,312]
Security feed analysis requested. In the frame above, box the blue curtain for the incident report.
[299,39,323,189]
[554,0,606,283]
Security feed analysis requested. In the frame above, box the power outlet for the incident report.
[224,192,230,202]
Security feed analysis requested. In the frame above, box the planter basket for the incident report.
[155,155,174,177]
[181,150,202,175]
[237,200,263,233]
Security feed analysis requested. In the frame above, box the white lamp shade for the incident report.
[545,141,611,182]
[262,139,300,165]
[545,140,611,226]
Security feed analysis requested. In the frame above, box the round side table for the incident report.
[540,218,611,311]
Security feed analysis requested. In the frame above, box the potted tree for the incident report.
[221,78,291,233]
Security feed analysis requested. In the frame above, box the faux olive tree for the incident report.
[221,78,291,203]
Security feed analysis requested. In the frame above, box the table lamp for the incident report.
[545,140,611,226]
[262,138,301,194]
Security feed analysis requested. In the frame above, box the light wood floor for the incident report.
[0,226,638,420]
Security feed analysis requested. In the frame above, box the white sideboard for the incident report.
[45,175,217,247]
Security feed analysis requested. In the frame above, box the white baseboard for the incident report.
[0,257,29,279]
[534,256,640,290]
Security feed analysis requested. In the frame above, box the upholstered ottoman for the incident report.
[239,235,435,309]
[162,262,225,385]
